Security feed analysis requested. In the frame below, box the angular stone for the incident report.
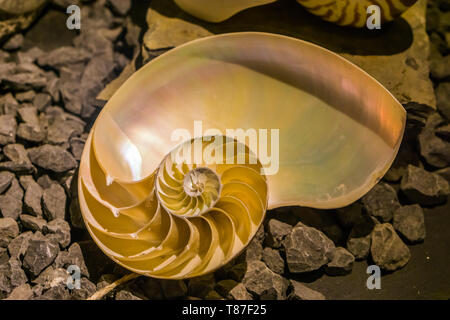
[32,266,68,289]
[71,278,96,300]
[16,91,36,103]
[204,290,224,300]
[0,247,8,264]
[3,34,24,51]
[23,232,60,276]
[115,289,143,300]
[0,144,34,173]
[236,236,263,263]
[283,225,335,273]
[16,123,47,143]
[216,280,252,300]
[370,223,411,271]
[0,171,14,194]
[0,195,22,220]
[42,183,66,221]
[46,219,71,248]
[46,119,84,145]
[19,214,47,232]
[436,167,450,183]
[28,144,77,172]
[346,229,371,260]
[401,165,450,205]
[7,231,32,260]
[32,93,51,111]
[37,46,90,71]
[70,137,85,161]
[393,205,426,243]
[362,182,400,222]
[436,82,450,121]
[242,260,288,300]
[35,284,71,300]
[22,178,43,217]
[288,280,325,300]
[0,259,27,299]
[418,113,450,168]
[0,115,17,145]
[137,277,164,300]
[1,72,47,91]
[266,219,292,248]
[188,273,215,298]
[5,178,23,201]
[160,279,187,299]
[0,218,19,247]
[53,243,89,278]
[325,247,355,276]
[5,283,33,300]
[262,247,285,274]
[107,0,131,16]
[17,47,44,65]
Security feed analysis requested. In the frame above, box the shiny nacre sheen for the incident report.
[79,32,405,278]
[173,0,418,27]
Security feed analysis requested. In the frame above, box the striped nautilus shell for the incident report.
[79,32,406,279]
[173,0,418,27]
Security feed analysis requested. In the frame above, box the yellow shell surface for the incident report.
[79,32,405,278]
[173,0,418,27]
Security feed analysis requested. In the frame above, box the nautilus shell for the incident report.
[79,32,405,279]
[173,0,418,27]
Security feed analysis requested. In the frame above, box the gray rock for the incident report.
[262,247,285,274]
[1,72,47,91]
[7,231,32,260]
[430,55,450,80]
[19,214,47,232]
[44,77,60,103]
[242,260,288,300]
[337,202,375,237]
[46,119,84,145]
[401,165,450,205]
[160,279,187,299]
[227,263,247,282]
[346,229,371,260]
[393,205,426,243]
[17,47,44,65]
[325,247,355,276]
[115,289,143,300]
[266,219,292,248]
[362,182,400,222]
[23,232,60,276]
[0,93,19,116]
[0,194,22,220]
[0,258,27,299]
[188,273,215,298]
[16,123,47,143]
[0,218,19,243]
[42,183,66,221]
[204,290,224,300]
[436,167,450,183]
[370,223,411,271]
[5,178,23,201]
[236,236,263,263]
[0,115,16,145]
[0,247,8,264]
[0,171,14,194]
[22,177,43,217]
[53,243,89,278]
[107,0,131,16]
[32,93,51,111]
[436,82,450,121]
[71,278,96,300]
[35,284,71,300]
[283,225,335,273]
[3,34,24,51]
[32,266,68,289]
[16,91,36,103]
[216,280,252,300]
[137,277,163,300]
[28,144,77,172]
[287,280,325,300]
[46,219,71,248]
[37,46,90,71]
[419,113,450,168]
[70,137,85,161]
[0,144,34,173]
[5,283,33,300]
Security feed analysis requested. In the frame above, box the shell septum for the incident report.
[80,133,267,279]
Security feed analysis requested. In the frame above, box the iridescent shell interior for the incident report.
[79,32,406,278]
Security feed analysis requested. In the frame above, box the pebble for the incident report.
[393,205,426,243]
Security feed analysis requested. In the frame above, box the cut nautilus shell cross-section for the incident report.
[79,32,406,279]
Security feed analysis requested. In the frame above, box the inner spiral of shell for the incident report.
[79,134,267,279]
